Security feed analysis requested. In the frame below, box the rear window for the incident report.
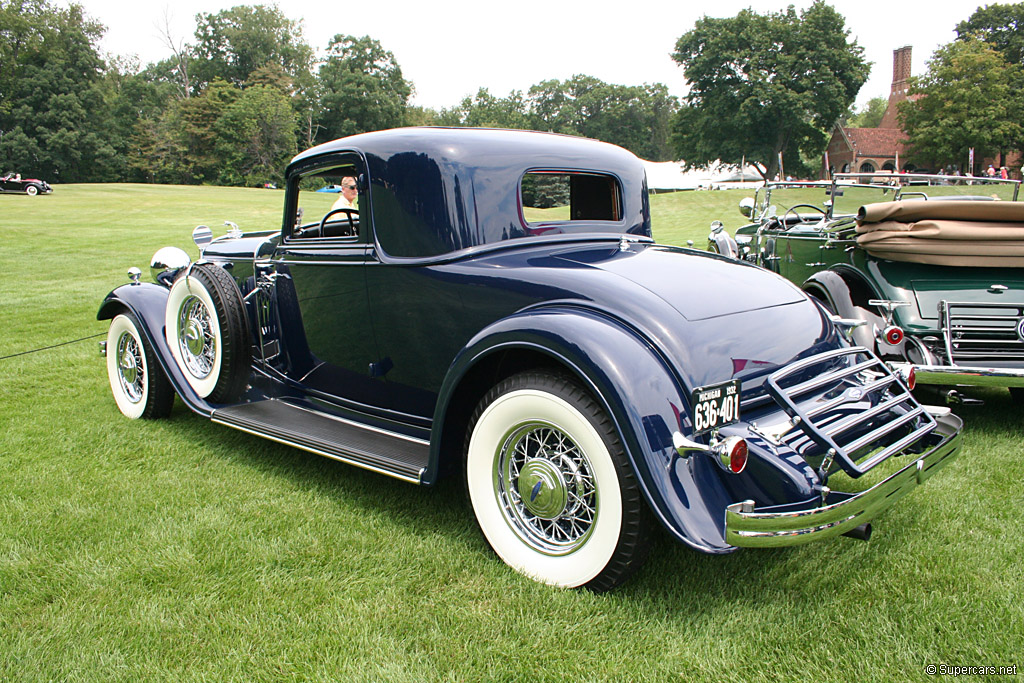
[521,172,622,225]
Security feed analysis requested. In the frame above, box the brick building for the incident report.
[825,46,913,176]
[826,45,1022,179]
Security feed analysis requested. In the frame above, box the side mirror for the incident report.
[192,224,213,251]
[738,197,755,218]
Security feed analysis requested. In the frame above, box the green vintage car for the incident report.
[710,173,1024,404]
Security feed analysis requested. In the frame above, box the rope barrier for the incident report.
[0,333,106,361]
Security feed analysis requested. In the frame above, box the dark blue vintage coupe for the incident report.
[99,128,962,590]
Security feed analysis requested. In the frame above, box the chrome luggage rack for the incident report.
[765,347,936,477]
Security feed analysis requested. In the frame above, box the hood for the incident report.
[912,277,1024,322]
[202,231,279,261]
[865,258,1024,328]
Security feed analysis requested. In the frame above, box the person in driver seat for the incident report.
[331,177,358,212]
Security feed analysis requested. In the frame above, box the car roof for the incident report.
[287,127,652,259]
[289,126,643,172]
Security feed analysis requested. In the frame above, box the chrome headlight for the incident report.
[150,246,191,285]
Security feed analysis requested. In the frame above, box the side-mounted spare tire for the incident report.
[165,262,251,403]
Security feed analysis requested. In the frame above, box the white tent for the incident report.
[641,159,763,192]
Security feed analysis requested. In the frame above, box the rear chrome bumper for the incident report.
[725,411,962,548]
[890,362,1024,388]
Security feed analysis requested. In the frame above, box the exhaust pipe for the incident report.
[842,523,872,541]
[945,390,984,407]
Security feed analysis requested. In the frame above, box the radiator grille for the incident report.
[941,301,1024,365]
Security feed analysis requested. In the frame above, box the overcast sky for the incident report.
[64,0,978,111]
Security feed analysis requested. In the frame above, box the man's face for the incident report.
[341,177,357,202]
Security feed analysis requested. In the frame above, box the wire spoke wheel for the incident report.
[115,328,146,403]
[497,422,598,555]
[105,313,173,420]
[466,372,651,591]
[177,294,217,380]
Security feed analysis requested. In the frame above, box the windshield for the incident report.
[835,173,1021,205]
[754,174,1023,223]
[829,183,900,216]
[754,182,834,222]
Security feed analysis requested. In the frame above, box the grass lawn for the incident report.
[1,184,1021,682]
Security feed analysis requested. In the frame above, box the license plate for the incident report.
[691,380,741,434]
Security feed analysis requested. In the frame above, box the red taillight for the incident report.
[906,366,916,391]
[729,439,748,474]
[884,325,904,345]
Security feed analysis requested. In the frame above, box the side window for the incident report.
[289,160,364,240]
[521,171,622,226]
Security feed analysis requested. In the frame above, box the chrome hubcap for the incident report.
[517,458,568,519]
[116,331,144,403]
[496,422,597,556]
[177,294,215,379]
[184,319,205,356]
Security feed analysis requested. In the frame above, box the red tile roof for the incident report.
[842,127,908,156]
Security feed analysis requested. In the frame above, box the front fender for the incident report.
[432,305,737,553]
[708,229,738,259]
[97,283,214,417]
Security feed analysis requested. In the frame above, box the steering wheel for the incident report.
[318,207,359,237]
[782,204,826,226]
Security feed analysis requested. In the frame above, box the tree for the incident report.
[527,76,678,160]
[900,37,1024,171]
[190,5,313,91]
[316,35,412,140]
[214,84,297,186]
[956,3,1024,65]
[436,87,528,129]
[670,1,868,179]
[95,55,171,181]
[847,96,888,128]
[0,0,121,181]
[155,9,192,99]
[433,76,678,160]
[127,79,239,184]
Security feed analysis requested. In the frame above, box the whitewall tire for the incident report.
[164,263,250,403]
[106,313,173,419]
[465,372,651,591]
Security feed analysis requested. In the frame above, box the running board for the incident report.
[212,399,429,483]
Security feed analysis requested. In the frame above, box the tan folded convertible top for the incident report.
[855,200,1024,266]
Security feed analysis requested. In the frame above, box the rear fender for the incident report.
[433,305,738,553]
[97,283,214,417]
[803,270,883,351]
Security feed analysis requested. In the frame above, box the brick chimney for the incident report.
[879,46,912,129]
